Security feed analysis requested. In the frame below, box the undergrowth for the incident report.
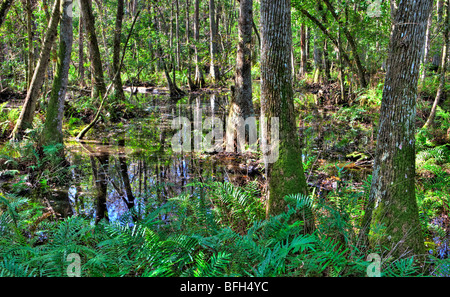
[1,177,445,277]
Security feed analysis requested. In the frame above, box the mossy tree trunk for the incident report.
[11,0,61,140]
[260,0,313,232]
[360,0,433,258]
[41,0,73,147]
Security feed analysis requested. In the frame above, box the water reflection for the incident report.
[65,92,241,222]
[61,89,371,222]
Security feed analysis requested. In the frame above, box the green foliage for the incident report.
[0,179,374,277]
[0,102,20,138]
[355,82,383,108]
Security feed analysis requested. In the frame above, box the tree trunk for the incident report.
[24,0,34,89]
[78,3,85,87]
[80,0,106,99]
[424,0,449,129]
[298,6,362,88]
[322,0,367,88]
[209,0,220,83]
[0,0,14,28]
[91,154,109,224]
[193,0,204,87]
[41,0,73,147]
[175,0,181,71]
[93,0,112,80]
[360,0,433,258]
[299,23,307,77]
[323,39,331,82]
[260,0,313,232]
[11,0,61,140]
[113,0,125,102]
[118,139,136,213]
[420,11,433,83]
[227,0,255,152]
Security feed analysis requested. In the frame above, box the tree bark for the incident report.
[299,23,307,77]
[260,0,313,232]
[424,0,449,129]
[420,11,433,83]
[42,0,73,147]
[24,0,34,89]
[185,0,196,91]
[11,0,61,140]
[80,0,106,99]
[118,139,135,213]
[360,0,433,258]
[78,2,85,87]
[209,0,220,83]
[93,0,112,80]
[175,0,181,71]
[227,0,255,152]
[112,0,125,102]
[91,154,109,224]
[193,0,205,87]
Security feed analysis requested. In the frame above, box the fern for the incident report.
[382,257,423,277]
[0,258,37,277]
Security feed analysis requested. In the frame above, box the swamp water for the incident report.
[22,88,374,223]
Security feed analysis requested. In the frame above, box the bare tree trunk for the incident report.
[11,0,61,140]
[260,0,313,232]
[24,0,34,89]
[175,0,181,71]
[186,0,196,91]
[424,0,449,128]
[42,0,73,147]
[420,11,433,83]
[78,3,85,87]
[113,0,126,102]
[209,0,220,83]
[360,0,433,258]
[323,0,367,88]
[118,139,136,214]
[194,0,205,87]
[93,0,112,80]
[91,154,109,224]
[299,23,307,77]
[227,0,255,152]
[76,9,140,140]
[80,0,106,99]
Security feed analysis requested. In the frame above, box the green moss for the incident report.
[369,143,425,257]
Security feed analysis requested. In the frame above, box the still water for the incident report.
[60,91,261,222]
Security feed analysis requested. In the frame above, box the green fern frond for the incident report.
[0,258,37,277]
